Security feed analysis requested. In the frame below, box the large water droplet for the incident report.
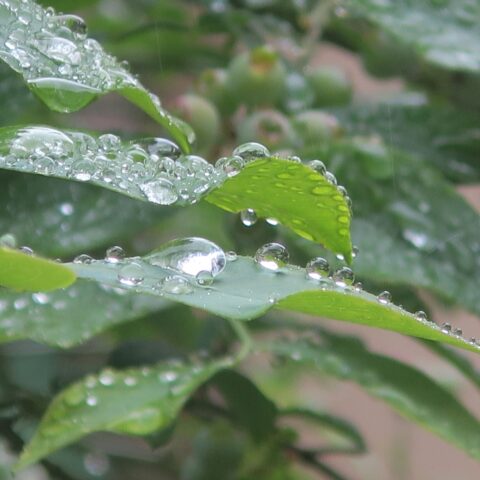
[414,310,428,321]
[255,243,289,271]
[215,155,244,177]
[232,142,270,160]
[332,267,354,287]
[307,159,326,175]
[105,246,125,263]
[305,257,330,280]
[146,237,226,278]
[0,233,17,249]
[240,208,257,226]
[117,263,144,286]
[140,178,178,205]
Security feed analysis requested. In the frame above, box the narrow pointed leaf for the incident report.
[262,328,480,461]
[0,247,75,291]
[0,0,193,150]
[344,0,480,73]
[15,359,227,470]
[0,280,169,347]
[69,254,480,354]
[0,126,352,260]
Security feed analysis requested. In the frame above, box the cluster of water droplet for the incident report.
[72,237,234,294]
[0,0,139,94]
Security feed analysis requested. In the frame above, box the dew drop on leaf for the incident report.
[146,237,226,278]
[254,243,289,271]
[105,246,125,263]
[158,275,193,295]
[117,263,145,287]
[377,291,392,304]
[240,208,257,226]
[332,267,354,287]
[305,257,330,280]
[232,142,270,160]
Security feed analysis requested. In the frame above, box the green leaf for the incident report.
[212,370,277,441]
[300,140,480,317]
[263,327,480,461]
[334,97,480,183]
[0,247,75,291]
[0,280,169,347]
[280,407,366,454]
[69,254,480,354]
[0,172,171,257]
[344,0,480,73]
[0,126,353,261]
[205,158,353,262]
[0,0,193,150]
[15,359,227,470]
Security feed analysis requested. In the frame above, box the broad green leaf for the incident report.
[344,0,480,73]
[0,171,171,257]
[300,141,480,317]
[262,327,480,461]
[212,370,277,441]
[280,407,366,454]
[0,0,193,151]
[16,359,228,470]
[69,254,480,354]
[0,280,168,347]
[0,247,75,291]
[0,126,353,261]
[334,97,480,183]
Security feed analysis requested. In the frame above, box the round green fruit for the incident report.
[227,46,287,107]
[195,68,238,115]
[237,109,295,151]
[306,66,352,107]
[292,110,342,145]
[172,93,221,154]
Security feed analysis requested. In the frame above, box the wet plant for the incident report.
[0,0,479,478]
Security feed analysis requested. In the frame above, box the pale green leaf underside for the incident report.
[0,0,193,150]
[0,280,169,347]
[345,0,480,73]
[263,329,480,461]
[16,360,226,470]
[70,255,480,354]
[0,247,75,291]
[0,126,352,261]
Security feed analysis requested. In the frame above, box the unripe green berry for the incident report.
[195,68,238,115]
[172,93,221,154]
[306,66,352,107]
[227,46,287,107]
[237,109,295,151]
[292,110,342,145]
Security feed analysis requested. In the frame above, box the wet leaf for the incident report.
[0,172,171,257]
[16,359,227,470]
[301,141,480,317]
[0,0,193,150]
[69,253,480,354]
[0,126,352,261]
[0,280,169,347]
[263,327,480,461]
[0,247,75,291]
[344,0,480,73]
[334,97,480,182]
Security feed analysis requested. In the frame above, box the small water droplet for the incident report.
[307,159,326,175]
[266,217,279,226]
[352,245,359,258]
[232,142,270,160]
[159,275,193,295]
[453,328,463,336]
[146,237,226,278]
[86,395,98,406]
[0,233,17,249]
[159,371,178,383]
[19,246,34,255]
[215,155,244,177]
[140,178,178,205]
[99,369,115,386]
[59,202,74,216]
[325,171,337,185]
[73,254,93,264]
[441,323,452,334]
[32,292,50,305]
[124,376,137,387]
[117,263,144,287]
[377,291,392,304]
[332,267,354,287]
[105,246,125,263]
[196,270,214,286]
[414,310,428,321]
[226,251,238,262]
[305,257,330,280]
[354,282,363,292]
[255,243,289,271]
[240,208,257,226]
